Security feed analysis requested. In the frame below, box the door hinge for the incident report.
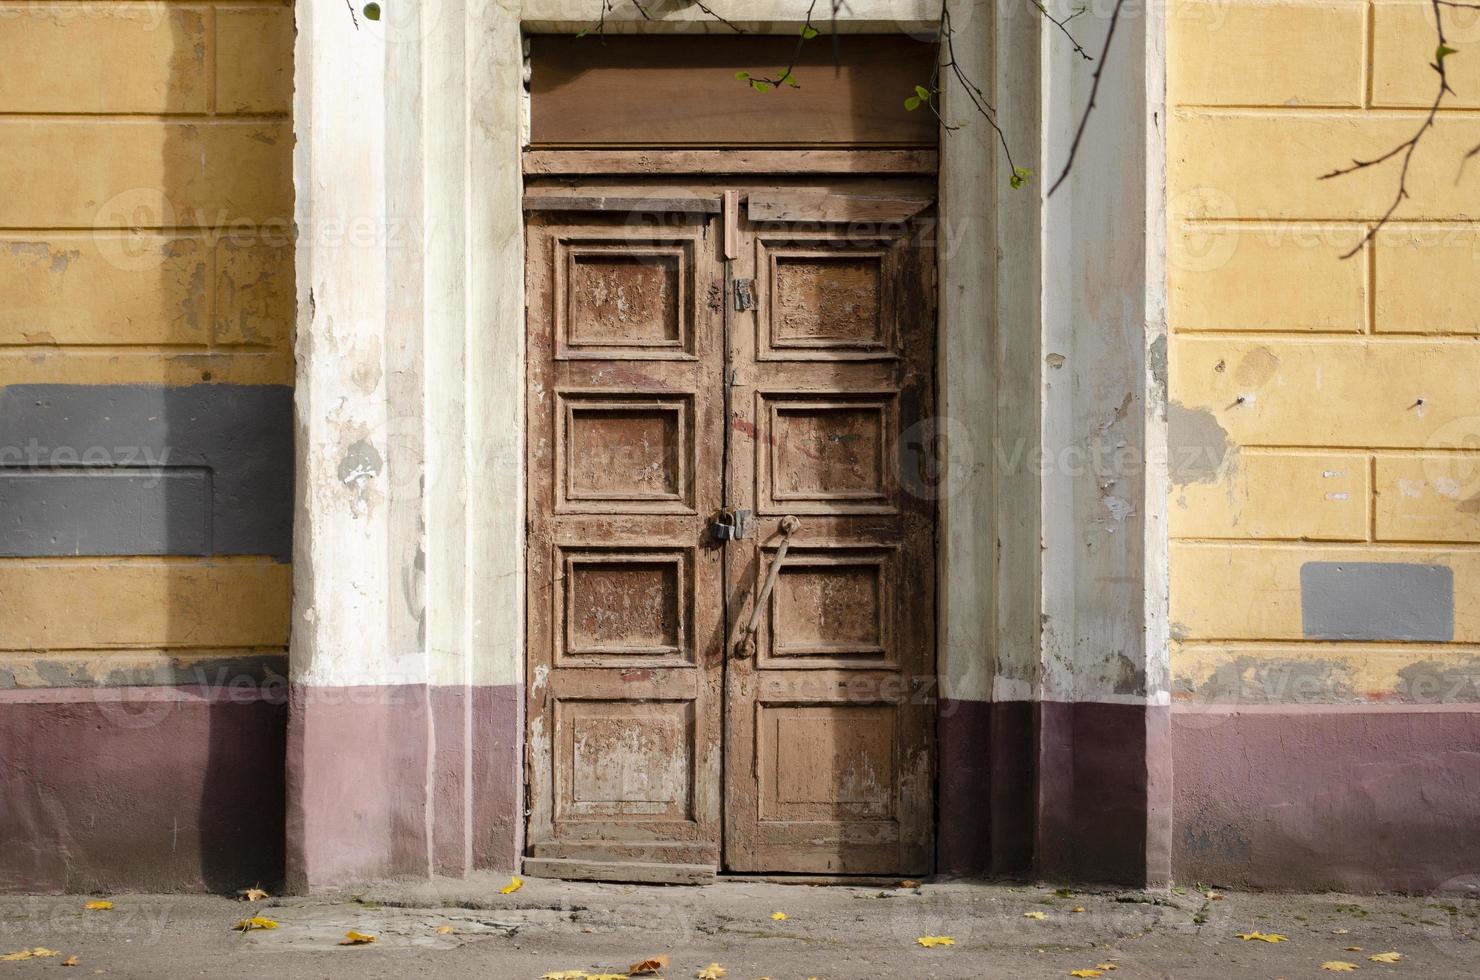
[732,278,756,312]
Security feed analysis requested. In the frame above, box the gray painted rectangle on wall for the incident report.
[0,384,292,560]
[1300,561,1455,642]
[0,468,210,557]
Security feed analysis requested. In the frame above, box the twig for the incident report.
[1034,0,1093,61]
[933,0,1017,173]
[692,0,746,33]
[743,0,826,90]
[1318,0,1466,258]
[1047,0,1127,197]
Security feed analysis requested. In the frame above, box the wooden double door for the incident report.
[524,178,937,877]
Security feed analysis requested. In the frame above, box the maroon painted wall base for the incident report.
[938,698,1171,887]
[1173,704,1480,893]
[286,683,521,891]
[0,687,286,893]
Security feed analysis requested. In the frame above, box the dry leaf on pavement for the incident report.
[770,912,788,921]
[241,888,270,902]
[3,948,62,961]
[1321,962,1359,972]
[500,876,524,894]
[434,925,454,935]
[1235,931,1287,942]
[1095,965,1118,971]
[697,963,726,978]
[62,955,78,967]
[629,954,669,975]
[83,901,113,911]
[339,930,377,945]
[916,936,955,947]
[1069,971,1103,978]
[1024,911,1048,920]
[235,916,279,932]
[1368,952,1402,963]
[541,972,587,979]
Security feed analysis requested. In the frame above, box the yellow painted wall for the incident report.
[0,2,294,677]
[1168,0,1480,701]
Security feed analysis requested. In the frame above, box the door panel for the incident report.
[525,211,725,866]
[723,218,936,875]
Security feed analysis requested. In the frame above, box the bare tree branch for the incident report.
[1034,0,1093,62]
[1046,0,1126,197]
[1319,0,1478,258]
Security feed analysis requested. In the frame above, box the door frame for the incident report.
[289,0,1171,887]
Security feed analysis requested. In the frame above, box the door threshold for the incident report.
[523,857,717,886]
[719,873,921,888]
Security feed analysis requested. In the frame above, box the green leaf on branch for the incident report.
[801,24,819,39]
[735,71,750,80]
[914,85,932,100]
[904,95,922,111]
[1437,44,1458,61]
[751,79,772,92]
[1009,166,1033,189]
[363,1,380,20]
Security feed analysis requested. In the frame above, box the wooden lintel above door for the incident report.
[522,148,940,177]
[527,35,939,149]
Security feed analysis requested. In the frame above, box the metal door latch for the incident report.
[709,508,752,541]
[732,278,756,312]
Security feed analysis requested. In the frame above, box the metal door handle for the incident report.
[733,516,801,659]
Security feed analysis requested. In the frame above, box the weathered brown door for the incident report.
[524,206,727,872]
[525,183,936,877]
[722,194,937,875]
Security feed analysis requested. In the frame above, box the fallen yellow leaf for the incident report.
[899,879,921,889]
[770,911,788,921]
[1368,952,1402,963]
[1024,911,1048,920]
[1206,891,1224,900]
[30,948,61,958]
[1236,931,1287,943]
[586,974,628,980]
[434,925,454,935]
[629,954,669,975]
[62,955,78,967]
[540,972,587,979]
[1344,947,1363,952]
[499,876,524,895]
[1095,965,1118,972]
[0,951,34,962]
[697,964,726,979]
[1072,906,1086,913]
[339,930,377,945]
[916,935,955,947]
[241,888,270,902]
[1321,962,1358,972]
[235,916,279,932]
[1069,971,1103,978]
[83,900,113,911]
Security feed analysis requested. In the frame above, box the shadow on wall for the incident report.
[0,4,293,893]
